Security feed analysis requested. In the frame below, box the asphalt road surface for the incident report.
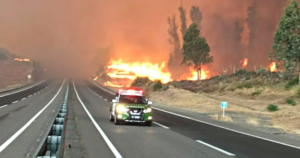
[1,79,300,158]
[0,80,66,158]
[70,80,300,158]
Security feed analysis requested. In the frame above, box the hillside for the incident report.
[127,70,300,137]
[0,48,44,91]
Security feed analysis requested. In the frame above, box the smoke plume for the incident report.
[0,0,292,79]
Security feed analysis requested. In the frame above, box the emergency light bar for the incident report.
[119,89,143,96]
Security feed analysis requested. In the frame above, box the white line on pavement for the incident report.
[73,81,122,158]
[0,81,45,98]
[153,122,170,129]
[196,140,235,156]
[12,101,18,104]
[153,107,300,150]
[28,95,32,97]
[0,80,65,153]
[21,98,26,100]
[0,105,8,108]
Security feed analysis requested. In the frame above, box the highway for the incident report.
[69,80,300,158]
[0,80,67,158]
[0,79,300,158]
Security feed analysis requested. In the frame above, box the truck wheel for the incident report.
[145,121,152,126]
[109,113,114,122]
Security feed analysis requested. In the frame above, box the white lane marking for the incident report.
[21,98,26,100]
[0,80,45,98]
[153,122,169,129]
[73,81,122,158]
[89,81,115,95]
[0,105,8,108]
[100,96,103,98]
[92,83,300,150]
[0,80,65,153]
[28,95,32,97]
[104,99,108,101]
[153,107,300,150]
[196,140,235,156]
[12,101,18,104]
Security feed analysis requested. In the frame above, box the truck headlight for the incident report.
[116,105,127,113]
[143,108,152,113]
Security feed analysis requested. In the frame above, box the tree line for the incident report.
[168,0,300,82]
[167,4,212,80]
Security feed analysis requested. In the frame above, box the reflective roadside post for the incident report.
[221,102,227,118]
[27,74,32,83]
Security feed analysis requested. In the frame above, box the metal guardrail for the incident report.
[34,84,69,158]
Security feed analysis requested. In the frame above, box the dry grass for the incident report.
[246,117,259,126]
[149,85,300,136]
[210,114,233,122]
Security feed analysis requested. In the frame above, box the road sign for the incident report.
[221,102,227,108]
[221,102,227,118]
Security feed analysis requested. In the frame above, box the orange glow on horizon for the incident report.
[14,58,30,62]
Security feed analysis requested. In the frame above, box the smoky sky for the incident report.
[0,0,292,78]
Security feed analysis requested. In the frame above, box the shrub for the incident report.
[285,77,298,90]
[297,88,300,98]
[162,85,169,91]
[286,98,296,106]
[267,104,278,112]
[218,75,224,80]
[153,80,163,91]
[252,90,262,96]
[235,69,248,76]
[237,82,253,89]
[256,67,266,74]
[131,77,151,87]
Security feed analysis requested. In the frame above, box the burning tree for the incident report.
[182,23,213,80]
[269,0,300,83]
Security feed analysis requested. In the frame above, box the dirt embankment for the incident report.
[0,60,32,91]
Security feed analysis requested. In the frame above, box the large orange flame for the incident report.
[104,59,211,87]
[14,58,30,62]
[103,81,124,87]
[269,62,277,72]
[106,59,172,84]
[93,76,98,81]
[186,66,210,80]
[240,58,248,68]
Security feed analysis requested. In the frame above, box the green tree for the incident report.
[182,23,213,80]
[190,6,202,34]
[269,0,300,83]
[179,2,187,37]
